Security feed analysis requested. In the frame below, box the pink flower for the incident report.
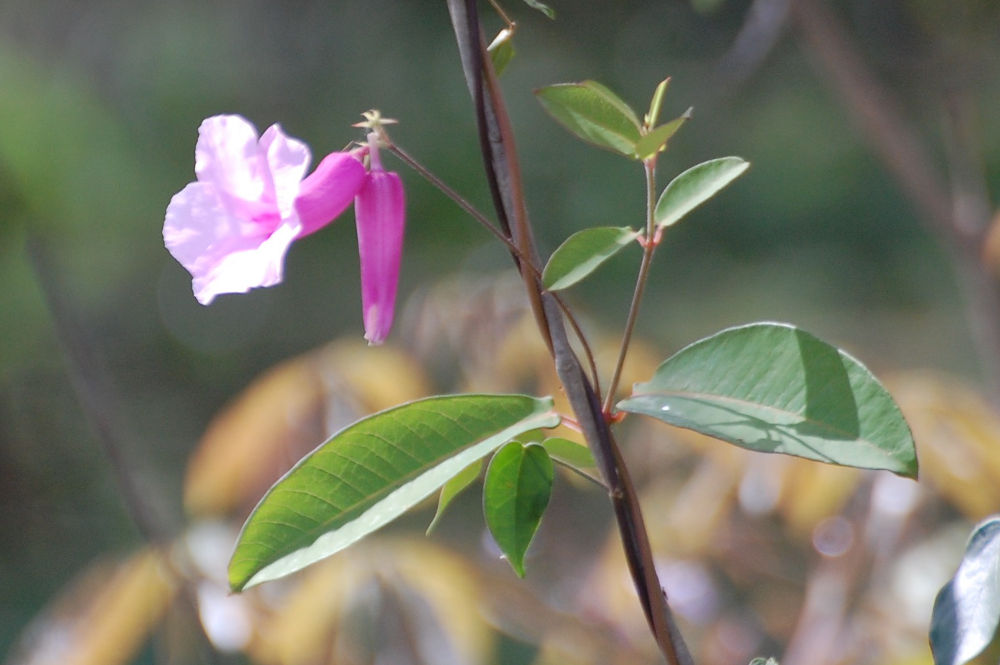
[163,115,366,305]
[355,136,405,345]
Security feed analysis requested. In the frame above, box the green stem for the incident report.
[387,141,602,393]
[603,159,658,413]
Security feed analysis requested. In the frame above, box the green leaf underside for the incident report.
[654,156,749,229]
[229,394,559,590]
[541,437,597,469]
[931,517,1000,665]
[522,0,555,19]
[484,442,554,577]
[487,31,515,76]
[617,323,917,477]
[536,81,641,156]
[542,226,639,291]
[426,460,482,534]
[634,111,689,160]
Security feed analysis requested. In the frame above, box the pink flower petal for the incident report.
[354,169,405,345]
[294,152,367,237]
[260,123,312,220]
[194,116,269,206]
[164,182,295,304]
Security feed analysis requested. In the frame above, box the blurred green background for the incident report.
[2,0,999,663]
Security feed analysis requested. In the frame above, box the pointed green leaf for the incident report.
[536,81,641,156]
[644,77,670,129]
[654,157,749,229]
[426,460,482,534]
[634,109,692,160]
[229,394,559,590]
[522,0,555,18]
[617,323,917,477]
[541,437,597,470]
[542,226,640,291]
[484,442,554,577]
[487,28,515,76]
[931,517,1000,665]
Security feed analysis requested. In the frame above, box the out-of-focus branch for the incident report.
[790,0,1000,399]
[27,237,172,544]
[27,236,223,665]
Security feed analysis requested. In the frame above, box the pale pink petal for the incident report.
[190,223,299,304]
[260,124,311,219]
[294,152,367,237]
[195,115,268,205]
[354,170,405,345]
[164,182,293,304]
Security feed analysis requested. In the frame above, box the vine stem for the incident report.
[446,2,692,663]
[603,158,658,413]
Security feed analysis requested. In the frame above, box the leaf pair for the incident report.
[541,157,749,291]
[536,80,687,160]
[228,394,559,590]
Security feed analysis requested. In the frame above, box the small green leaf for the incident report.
[748,659,779,665]
[426,460,482,534]
[644,77,670,128]
[931,517,1000,665]
[634,108,691,160]
[541,437,597,469]
[487,28,515,76]
[229,394,559,590]
[542,226,640,291]
[522,0,555,18]
[654,157,749,229]
[536,81,641,156]
[617,323,917,477]
[484,442,554,577]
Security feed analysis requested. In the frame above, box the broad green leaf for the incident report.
[654,157,749,229]
[634,109,691,160]
[487,28,515,76]
[229,394,559,590]
[617,322,917,477]
[426,460,482,534]
[484,442,554,577]
[536,81,641,156]
[522,0,555,18]
[541,437,597,469]
[542,226,640,291]
[931,517,1000,665]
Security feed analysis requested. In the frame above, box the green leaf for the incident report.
[644,77,670,128]
[617,323,917,477]
[748,659,780,665]
[654,157,749,229]
[536,81,641,156]
[487,28,515,76]
[931,517,1000,665]
[542,226,640,291]
[634,109,691,160]
[228,394,559,590]
[522,0,556,19]
[484,442,554,577]
[541,437,597,469]
[426,460,482,534]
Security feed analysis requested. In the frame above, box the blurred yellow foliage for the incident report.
[7,548,176,665]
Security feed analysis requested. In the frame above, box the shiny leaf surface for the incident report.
[229,394,559,590]
[617,323,917,476]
